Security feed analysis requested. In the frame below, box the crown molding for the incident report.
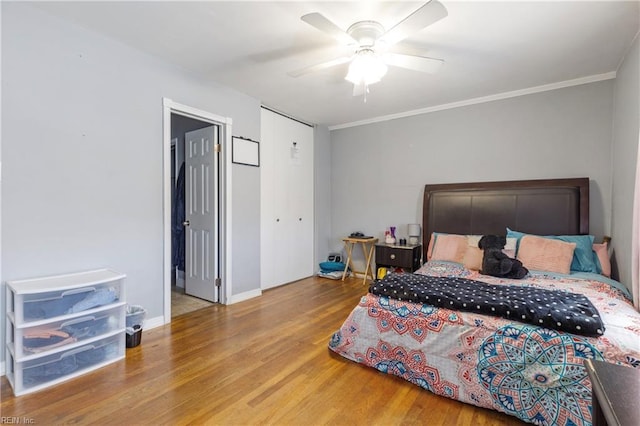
[329,72,617,131]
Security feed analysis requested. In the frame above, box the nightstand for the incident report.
[375,244,422,277]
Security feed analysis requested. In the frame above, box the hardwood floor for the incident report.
[1,277,525,425]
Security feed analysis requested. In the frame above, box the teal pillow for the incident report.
[506,228,526,251]
[506,228,598,273]
[319,261,346,272]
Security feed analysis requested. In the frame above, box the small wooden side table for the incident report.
[342,237,378,285]
[584,359,640,426]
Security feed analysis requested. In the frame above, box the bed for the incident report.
[329,178,640,426]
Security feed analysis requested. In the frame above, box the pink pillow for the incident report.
[593,242,611,277]
[463,246,484,270]
[426,232,436,260]
[428,234,517,271]
[428,233,518,271]
[431,234,467,263]
[517,235,576,274]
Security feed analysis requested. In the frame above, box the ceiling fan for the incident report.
[289,1,448,97]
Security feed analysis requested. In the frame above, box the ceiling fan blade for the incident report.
[301,13,356,45]
[384,53,443,74]
[288,56,352,78]
[380,0,448,46]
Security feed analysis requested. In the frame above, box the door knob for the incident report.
[183,220,190,226]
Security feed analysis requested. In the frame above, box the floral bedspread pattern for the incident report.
[329,261,640,426]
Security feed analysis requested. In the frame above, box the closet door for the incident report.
[273,114,293,283]
[286,118,314,283]
[260,109,314,289]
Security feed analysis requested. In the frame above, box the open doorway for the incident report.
[163,99,232,322]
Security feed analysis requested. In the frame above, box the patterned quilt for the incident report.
[329,261,640,426]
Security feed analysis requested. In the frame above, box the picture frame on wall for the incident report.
[232,136,260,167]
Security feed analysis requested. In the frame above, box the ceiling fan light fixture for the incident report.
[345,49,388,86]
[296,2,448,98]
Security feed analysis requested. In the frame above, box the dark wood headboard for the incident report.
[422,178,589,255]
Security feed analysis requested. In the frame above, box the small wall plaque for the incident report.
[232,136,260,167]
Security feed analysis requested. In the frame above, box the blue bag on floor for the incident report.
[319,261,346,272]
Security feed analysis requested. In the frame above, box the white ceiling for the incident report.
[33,1,639,127]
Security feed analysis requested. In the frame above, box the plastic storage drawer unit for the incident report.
[5,269,127,396]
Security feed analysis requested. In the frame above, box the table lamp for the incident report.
[408,224,421,245]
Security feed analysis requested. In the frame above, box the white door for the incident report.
[287,121,314,282]
[184,126,219,302]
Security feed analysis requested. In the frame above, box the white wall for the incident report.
[330,81,615,274]
[230,160,261,296]
[1,3,262,363]
[611,32,640,287]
